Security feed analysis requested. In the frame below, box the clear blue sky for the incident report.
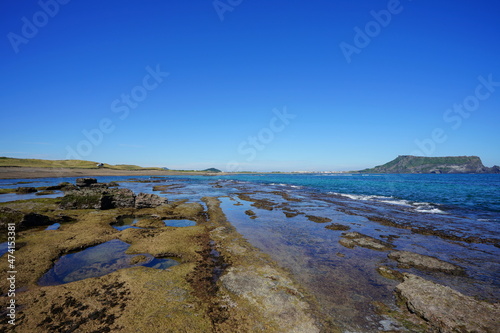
[1,0,499,171]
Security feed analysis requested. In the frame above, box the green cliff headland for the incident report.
[359,155,500,174]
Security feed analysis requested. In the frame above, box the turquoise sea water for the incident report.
[1,174,499,217]
[220,173,500,214]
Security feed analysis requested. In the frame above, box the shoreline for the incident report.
[0,167,228,179]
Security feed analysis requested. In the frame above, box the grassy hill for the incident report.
[0,157,163,171]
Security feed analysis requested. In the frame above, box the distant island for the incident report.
[359,155,500,174]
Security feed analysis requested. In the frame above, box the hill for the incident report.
[202,168,222,173]
[0,157,163,171]
[359,155,500,174]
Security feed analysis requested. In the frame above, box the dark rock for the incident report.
[325,223,350,231]
[16,187,37,194]
[61,184,78,191]
[90,183,109,189]
[388,251,465,276]
[59,189,106,209]
[35,190,56,196]
[76,178,97,187]
[306,215,332,223]
[110,188,135,208]
[44,185,63,191]
[135,193,166,209]
[0,207,23,229]
[395,273,500,332]
[0,207,51,230]
[21,213,52,228]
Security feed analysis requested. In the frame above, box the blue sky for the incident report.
[1,0,499,171]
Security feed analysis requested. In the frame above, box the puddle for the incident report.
[112,215,143,231]
[164,219,196,227]
[0,242,8,257]
[38,239,179,286]
[45,223,61,231]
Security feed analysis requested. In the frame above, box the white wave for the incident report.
[329,192,447,214]
[379,199,412,207]
[415,207,447,214]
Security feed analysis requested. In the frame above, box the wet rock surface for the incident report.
[395,273,500,333]
[339,232,394,251]
[325,223,351,231]
[306,215,332,223]
[388,250,466,275]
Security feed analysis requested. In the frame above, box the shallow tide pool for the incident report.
[38,239,179,286]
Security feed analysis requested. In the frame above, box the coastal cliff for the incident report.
[359,155,500,174]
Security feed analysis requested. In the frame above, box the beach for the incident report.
[0,174,499,332]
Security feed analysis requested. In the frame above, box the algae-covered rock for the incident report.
[60,189,108,209]
[388,250,466,275]
[172,202,204,219]
[306,215,332,223]
[16,187,37,194]
[377,266,404,281]
[0,207,51,230]
[395,273,500,332]
[340,232,394,251]
[325,223,350,231]
[129,255,149,265]
[135,217,165,228]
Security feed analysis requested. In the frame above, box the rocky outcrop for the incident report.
[0,207,52,230]
[76,178,98,187]
[135,193,166,209]
[388,251,466,275]
[359,155,500,174]
[110,188,135,208]
[60,180,166,210]
[395,273,500,332]
[16,187,37,194]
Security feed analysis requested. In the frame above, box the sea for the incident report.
[1,173,499,332]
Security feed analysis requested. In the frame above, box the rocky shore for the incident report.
[0,179,332,332]
[0,178,498,332]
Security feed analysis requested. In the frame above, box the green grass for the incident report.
[0,157,163,171]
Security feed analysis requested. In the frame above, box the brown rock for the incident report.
[339,232,394,251]
[135,193,166,209]
[306,215,332,223]
[396,273,500,332]
[325,223,350,231]
[388,251,465,275]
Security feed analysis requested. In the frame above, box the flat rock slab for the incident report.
[388,251,465,275]
[396,273,500,333]
[340,232,394,251]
